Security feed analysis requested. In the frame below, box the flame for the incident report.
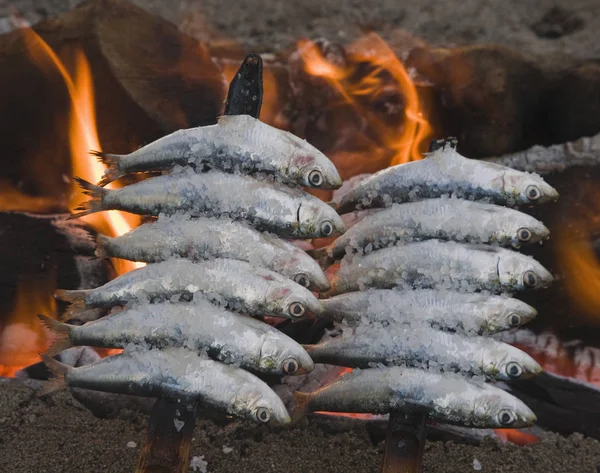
[18,26,142,273]
[555,192,600,320]
[297,33,432,173]
[0,278,56,377]
[494,429,538,445]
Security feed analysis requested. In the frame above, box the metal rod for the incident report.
[135,398,198,473]
[381,412,427,473]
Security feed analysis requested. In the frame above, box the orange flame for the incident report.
[555,192,600,320]
[297,33,431,171]
[495,429,538,445]
[18,27,141,273]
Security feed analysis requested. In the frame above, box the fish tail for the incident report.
[91,150,125,186]
[95,233,113,258]
[306,247,335,269]
[69,177,108,219]
[38,353,72,397]
[38,314,73,356]
[291,391,312,423]
[54,288,90,304]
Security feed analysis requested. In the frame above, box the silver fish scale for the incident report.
[329,239,552,295]
[81,258,321,318]
[335,146,558,213]
[70,302,312,375]
[97,216,329,290]
[101,171,342,238]
[63,347,290,423]
[320,289,537,334]
[327,199,549,258]
[302,367,535,428]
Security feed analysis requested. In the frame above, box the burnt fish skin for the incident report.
[55,258,323,320]
[39,347,291,425]
[95,114,342,189]
[305,324,542,381]
[311,199,550,265]
[327,240,553,296]
[333,143,559,213]
[320,289,537,335]
[95,216,330,292]
[71,171,345,239]
[292,366,536,428]
[40,300,313,376]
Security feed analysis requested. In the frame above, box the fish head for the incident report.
[284,136,342,189]
[503,171,560,205]
[504,213,550,248]
[235,382,292,426]
[484,297,538,333]
[484,343,543,381]
[265,283,323,319]
[497,251,554,291]
[259,332,315,376]
[472,389,537,428]
[298,201,346,238]
[274,250,331,292]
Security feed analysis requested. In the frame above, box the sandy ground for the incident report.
[1,0,600,63]
[2,379,600,473]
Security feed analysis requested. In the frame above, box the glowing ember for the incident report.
[297,33,432,171]
[0,277,56,377]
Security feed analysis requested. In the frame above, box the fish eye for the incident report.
[506,361,524,378]
[517,228,532,242]
[526,185,541,201]
[308,170,324,187]
[508,313,522,327]
[256,407,271,423]
[289,302,306,318]
[283,358,299,374]
[497,409,516,426]
[294,273,310,288]
[523,270,538,288]
[321,220,333,236]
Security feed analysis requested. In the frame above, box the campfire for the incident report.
[2,1,600,472]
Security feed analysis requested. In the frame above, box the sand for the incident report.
[1,380,600,473]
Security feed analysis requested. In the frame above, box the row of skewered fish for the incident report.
[39,118,558,430]
[290,139,557,428]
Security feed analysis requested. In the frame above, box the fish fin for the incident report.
[38,314,73,356]
[68,177,108,219]
[95,233,112,258]
[301,344,316,352]
[291,391,312,423]
[91,150,125,186]
[38,353,72,397]
[306,247,335,269]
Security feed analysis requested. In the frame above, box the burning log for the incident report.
[0,0,225,202]
[483,132,600,174]
[224,54,263,117]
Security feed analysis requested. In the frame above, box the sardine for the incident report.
[293,366,536,428]
[72,171,345,239]
[55,258,323,319]
[327,240,553,296]
[333,143,559,213]
[95,216,330,291]
[39,347,291,425]
[320,289,537,334]
[305,324,542,381]
[39,300,313,376]
[311,199,550,265]
[95,115,342,189]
